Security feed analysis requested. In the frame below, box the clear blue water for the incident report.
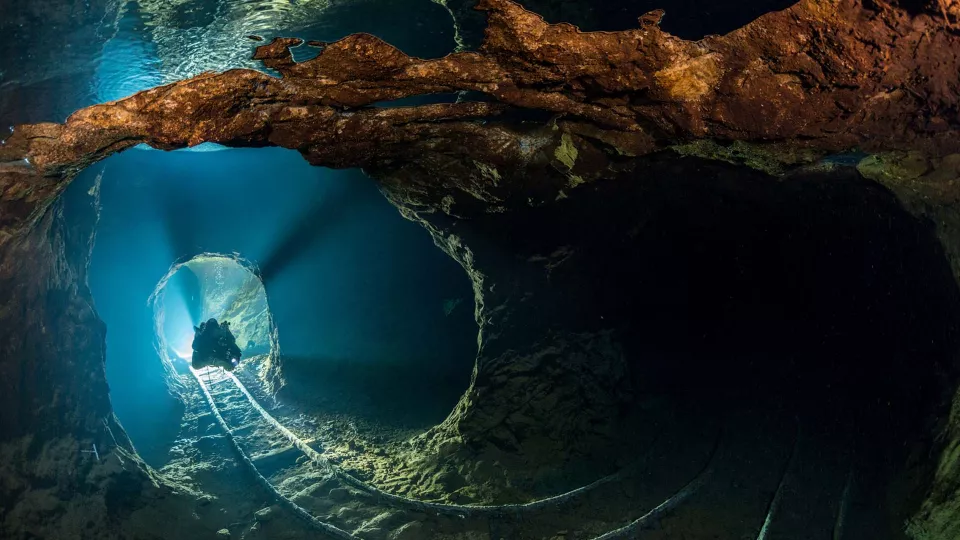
[0,0,458,125]
[73,144,477,467]
[14,0,474,466]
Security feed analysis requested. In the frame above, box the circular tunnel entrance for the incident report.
[151,253,279,384]
[468,158,960,430]
[85,146,479,470]
[434,158,960,529]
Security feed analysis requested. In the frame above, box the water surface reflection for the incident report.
[1,0,457,124]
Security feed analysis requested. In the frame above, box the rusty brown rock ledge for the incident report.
[2,0,960,241]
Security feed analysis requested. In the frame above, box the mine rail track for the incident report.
[193,367,869,540]
[192,367,721,539]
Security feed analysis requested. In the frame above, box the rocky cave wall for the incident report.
[0,166,207,539]
[0,168,107,442]
[377,140,960,510]
[3,0,960,537]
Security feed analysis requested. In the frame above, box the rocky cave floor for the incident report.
[249,373,655,506]
[156,353,630,533]
[147,349,937,540]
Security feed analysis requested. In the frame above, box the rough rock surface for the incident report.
[0,167,214,538]
[4,0,960,179]
[3,0,960,537]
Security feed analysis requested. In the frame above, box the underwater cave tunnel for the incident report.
[442,156,960,491]
[5,0,960,536]
[597,159,960,426]
[46,138,960,537]
[67,141,960,518]
[80,145,479,467]
[433,156,960,536]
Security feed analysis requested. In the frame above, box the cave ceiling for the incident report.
[1,0,960,242]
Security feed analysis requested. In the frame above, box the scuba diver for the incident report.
[191,317,242,371]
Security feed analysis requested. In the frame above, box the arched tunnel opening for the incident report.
[501,158,960,427]
[425,156,960,535]
[81,146,479,469]
[150,253,278,378]
[22,139,959,539]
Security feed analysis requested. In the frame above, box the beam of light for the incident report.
[259,181,366,284]
[159,280,199,364]
[153,180,203,265]
[170,330,196,361]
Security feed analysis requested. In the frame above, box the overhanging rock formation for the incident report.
[4,0,960,185]
[3,0,960,537]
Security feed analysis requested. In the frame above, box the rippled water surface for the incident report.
[0,0,458,125]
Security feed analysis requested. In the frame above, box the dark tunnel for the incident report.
[456,156,960,436]
[413,156,960,534]
[54,142,960,539]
